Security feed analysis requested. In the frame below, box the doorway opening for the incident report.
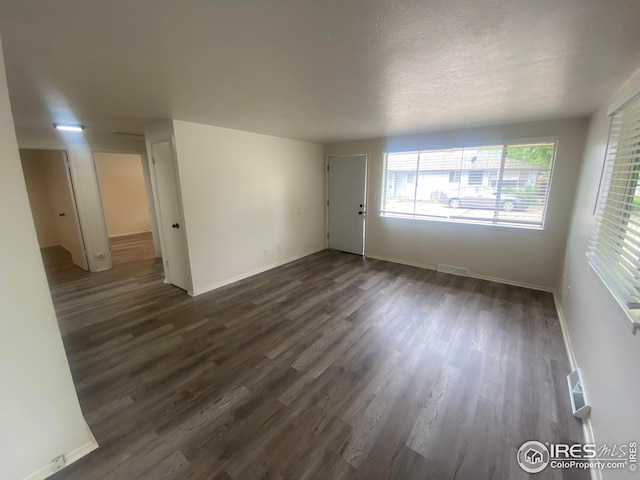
[19,148,88,271]
[93,152,160,266]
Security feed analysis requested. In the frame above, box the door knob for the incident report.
[58,212,66,217]
[172,223,180,229]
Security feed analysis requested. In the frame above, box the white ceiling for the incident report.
[1,0,640,144]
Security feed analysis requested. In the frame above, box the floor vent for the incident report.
[567,369,590,419]
[436,264,469,276]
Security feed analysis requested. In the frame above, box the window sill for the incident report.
[380,212,545,231]
[586,256,640,335]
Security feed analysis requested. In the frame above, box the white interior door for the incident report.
[151,141,190,291]
[140,154,162,258]
[328,155,367,255]
[58,152,88,270]
[38,151,87,270]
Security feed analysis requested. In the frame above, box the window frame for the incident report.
[588,95,640,334]
[380,137,558,230]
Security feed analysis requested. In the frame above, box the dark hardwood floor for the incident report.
[42,237,587,480]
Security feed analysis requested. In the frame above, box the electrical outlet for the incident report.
[51,455,66,472]
[264,248,269,256]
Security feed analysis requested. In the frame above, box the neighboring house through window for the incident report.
[467,170,484,185]
[382,141,556,228]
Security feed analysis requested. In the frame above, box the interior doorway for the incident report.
[93,152,160,265]
[19,148,88,270]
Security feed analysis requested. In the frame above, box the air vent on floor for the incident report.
[436,264,469,276]
[567,369,590,419]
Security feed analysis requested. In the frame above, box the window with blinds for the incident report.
[381,141,556,228]
[588,94,640,333]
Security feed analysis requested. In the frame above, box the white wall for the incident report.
[171,120,325,295]
[0,37,96,480]
[326,118,589,290]
[94,152,152,238]
[560,67,640,479]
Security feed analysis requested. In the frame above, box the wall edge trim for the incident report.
[21,421,98,480]
[365,254,553,292]
[190,248,324,297]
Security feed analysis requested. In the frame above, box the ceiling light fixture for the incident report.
[53,123,85,132]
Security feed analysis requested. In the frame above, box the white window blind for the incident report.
[588,93,640,333]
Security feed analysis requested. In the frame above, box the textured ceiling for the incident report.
[1,0,640,144]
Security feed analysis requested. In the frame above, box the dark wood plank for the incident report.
[41,238,587,480]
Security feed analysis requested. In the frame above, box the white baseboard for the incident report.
[364,254,553,292]
[553,293,601,480]
[553,293,578,371]
[22,421,98,480]
[190,249,323,297]
[364,254,437,272]
[66,423,98,465]
[583,417,601,480]
[467,271,553,293]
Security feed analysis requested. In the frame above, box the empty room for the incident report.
[1,2,639,480]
